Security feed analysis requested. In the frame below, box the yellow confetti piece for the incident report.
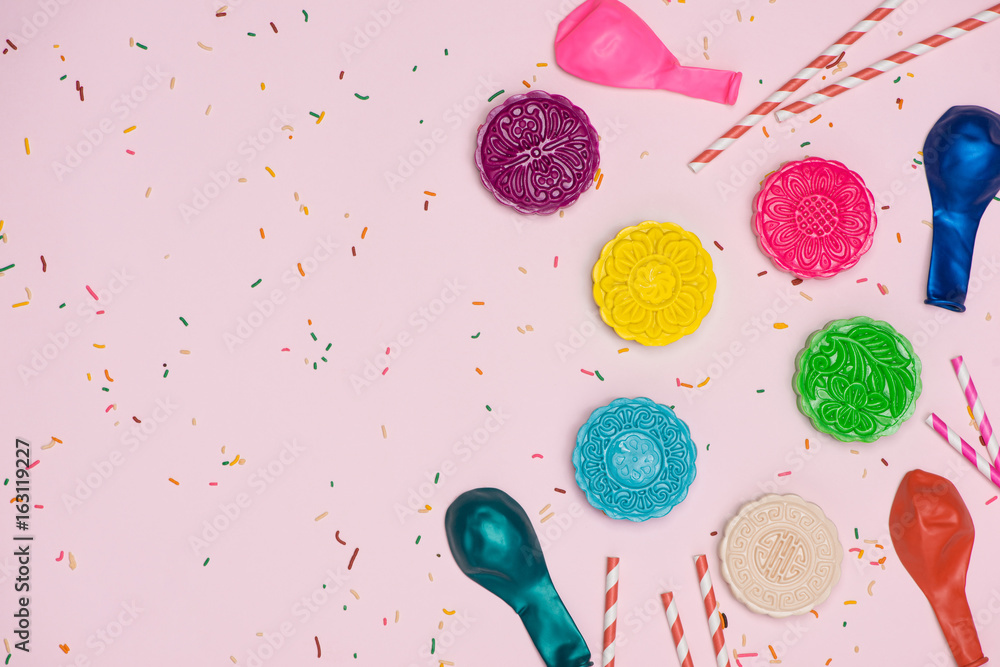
[124,126,136,133]
[773,323,788,329]
[442,609,456,615]
[24,138,30,155]
[11,301,29,308]
[265,166,275,177]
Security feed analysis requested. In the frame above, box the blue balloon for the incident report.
[445,488,593,667]
[924,105,1000,312]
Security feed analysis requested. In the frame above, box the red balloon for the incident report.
[889,469,988,667]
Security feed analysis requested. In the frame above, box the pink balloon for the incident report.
[555,0,742,105]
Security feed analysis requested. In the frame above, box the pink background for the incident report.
[3,0,1000,665]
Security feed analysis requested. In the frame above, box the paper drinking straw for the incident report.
[661,592,695,667]
[951,356,1000,466]
[604,557,619,667]
[926,414,1000,489]
[695,555,731,667]
[687,0,904,173]
[775,3,1000,122]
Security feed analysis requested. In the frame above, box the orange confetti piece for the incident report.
[168,478,180,485]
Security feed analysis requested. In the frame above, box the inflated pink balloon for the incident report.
[555,0,742,105]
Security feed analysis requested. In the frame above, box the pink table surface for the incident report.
[3,0,1000,665]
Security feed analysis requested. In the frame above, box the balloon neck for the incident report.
[925,209,981,312]
[518,578,593,667]
[655,65,742,105]
[926,590,988,667]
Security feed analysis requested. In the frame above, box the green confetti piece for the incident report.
[325,343,332,351]
[136,43,148,50]
[313,362,318,369]
[3,479,8,485]
[203,558,210,566]
[470,332,480,339]
[309,111,320,118]
[412,65,417,72]
[163,369,169,378]
[706,443,711,450]
[343,605,347,610]
[994,196,1000,202]
[179,316,188,326]
[59,303,66,308]
[102,387,110,392]
[759,79,763,84]
[800,141,811,148]
[310,332,317,341]
[248,32,256,36]
[222,461,229,466]
[913,158,923,165]
[331,481,335,487]
[302,9,308,21]
[321,356,327,362]
[756,389,765,393]
[486,405,492,411]
[60,74,67,80]
[251,278,262,288]
[419,120,424,124]
[434,473,440,484]
[415,535,421,544]
[893,76,901,83]
[855,528,859,539]
[431,638,436,654]
[487,89,504,102]
[0,263,14,272]
[444,48,448,55]
[354,93,370,100]
[594,370,604,381]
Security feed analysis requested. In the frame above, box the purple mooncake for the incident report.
[476,90,600,215]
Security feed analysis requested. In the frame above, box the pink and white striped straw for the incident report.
[661,592,695,667]
[603,557,620,667]
[687,0,903,173]
[951,356,1000,466]
[926,414,1000,489]
[695,555,730,667]
[775,3,1000,122]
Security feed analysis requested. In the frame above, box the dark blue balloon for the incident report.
[925,105,1000,312]
[445,488,593,667]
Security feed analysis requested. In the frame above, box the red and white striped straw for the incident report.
[951,356,1000,466]
[695,555,730,667]
[661,592,695,667]
[687,0,903,173]
[603,557,620,667]
[776,3,1000,122]
[926,414,1000,489]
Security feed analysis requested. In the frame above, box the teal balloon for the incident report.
[445,488,593,667]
